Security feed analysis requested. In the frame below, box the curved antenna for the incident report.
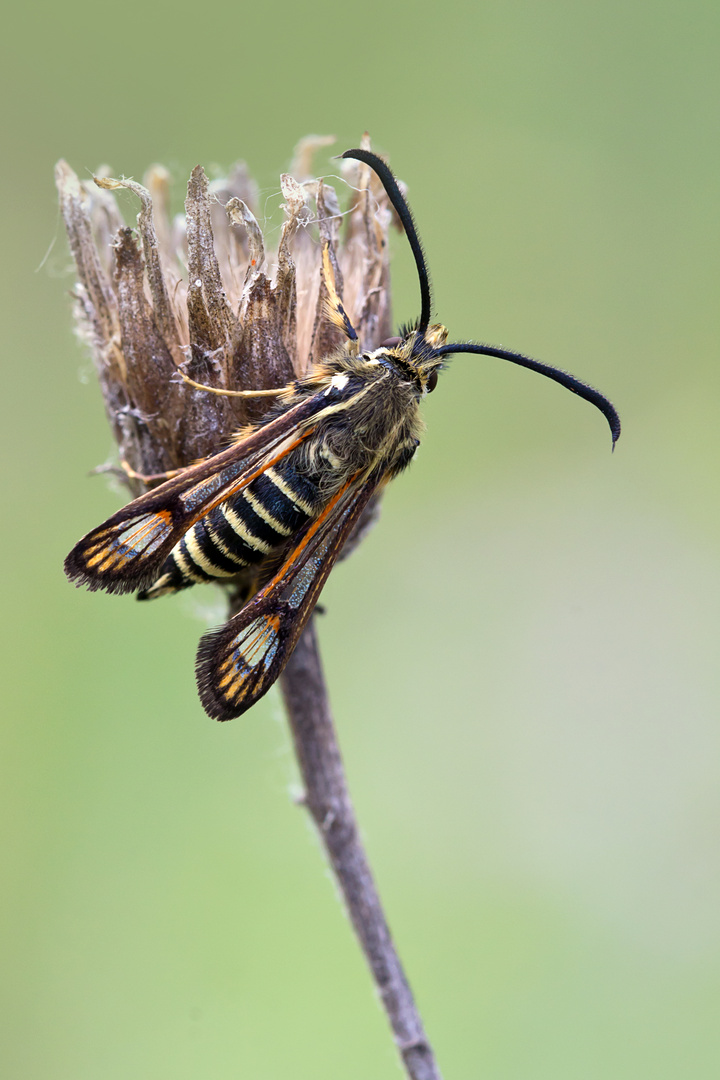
[433,342,621,447]
[341,148,432,335]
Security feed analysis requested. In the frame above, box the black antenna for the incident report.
[433,342,621,447]
[341,148,432,336]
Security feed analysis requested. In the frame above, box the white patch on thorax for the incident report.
[324,373,350,395]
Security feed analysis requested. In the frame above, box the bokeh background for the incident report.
[3,1,719,1077]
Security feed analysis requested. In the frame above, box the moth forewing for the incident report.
[63,392,329,595]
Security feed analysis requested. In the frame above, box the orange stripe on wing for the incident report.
[177,432,314,522]
[259,475,360,595]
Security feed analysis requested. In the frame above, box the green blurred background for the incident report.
[2,1,719,1076]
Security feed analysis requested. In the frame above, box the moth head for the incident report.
[373,323,448,394]
[408,323,447,393]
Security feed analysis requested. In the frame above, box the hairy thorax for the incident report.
[291,347,425,495]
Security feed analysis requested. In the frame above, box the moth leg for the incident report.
[119,460,187,485]
[89,461,187,486]
[175,370,291,398]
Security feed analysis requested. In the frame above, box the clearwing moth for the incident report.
[65,149,620,720]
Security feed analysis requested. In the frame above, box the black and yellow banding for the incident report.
[139,463,322,599]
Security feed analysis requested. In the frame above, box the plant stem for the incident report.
[279,618,443,1080]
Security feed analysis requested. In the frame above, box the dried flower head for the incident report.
[56,135,396,499]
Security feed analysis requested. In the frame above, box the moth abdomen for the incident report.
[139,459,324,600]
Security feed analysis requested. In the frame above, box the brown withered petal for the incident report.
[56,134,396,548]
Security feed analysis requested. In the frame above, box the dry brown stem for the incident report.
[280,621,443,1080]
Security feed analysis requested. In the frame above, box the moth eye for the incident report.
[379,336,402,349]
[426,370,439,393]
